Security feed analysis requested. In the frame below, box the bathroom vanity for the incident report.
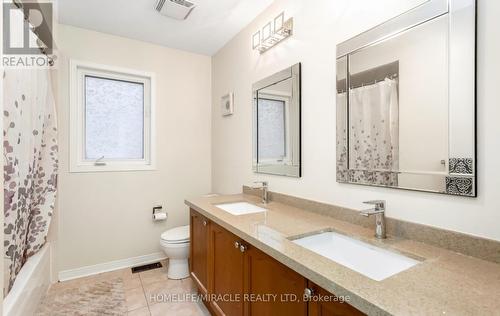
[186,191,500,315]
[190,208,364,316]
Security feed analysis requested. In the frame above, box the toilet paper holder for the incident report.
[152,205,167,221]
[152,205,162,215]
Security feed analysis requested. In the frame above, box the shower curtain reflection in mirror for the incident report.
[339,78,399,186]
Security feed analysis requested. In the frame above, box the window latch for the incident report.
[94,156,106,166]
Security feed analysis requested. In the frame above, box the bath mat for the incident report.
[35,278,127,316]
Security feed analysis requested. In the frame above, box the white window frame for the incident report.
[69,59,156,172]
[257,91,292,165]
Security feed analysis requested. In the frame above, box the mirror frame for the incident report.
[336,0,477,197]
[253,63,302,177]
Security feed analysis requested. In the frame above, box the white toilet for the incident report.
[160,225,190,279]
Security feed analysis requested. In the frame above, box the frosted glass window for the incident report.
[257,98,286,160]
[70,61,154,173]
[84,76,144,160]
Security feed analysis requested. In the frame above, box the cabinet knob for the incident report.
[203,220,207,226]
[304,288,314,299]
[234,241,240,249]
[239,244,247,253]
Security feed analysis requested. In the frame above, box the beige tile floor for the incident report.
[47,260,210,316]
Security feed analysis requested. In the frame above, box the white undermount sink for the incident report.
[214,202,267,216]
[292,231,419,281]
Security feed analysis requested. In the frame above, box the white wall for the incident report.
[211,0,500,241]
[56,24,212,272]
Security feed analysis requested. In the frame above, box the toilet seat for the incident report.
[161,225,189,244]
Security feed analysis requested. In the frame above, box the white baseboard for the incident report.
[58,252,167,282]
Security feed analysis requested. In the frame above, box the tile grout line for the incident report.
[139,271,152,315]
[125,270,150,315]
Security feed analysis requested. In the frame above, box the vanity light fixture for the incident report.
[253,12,293,54]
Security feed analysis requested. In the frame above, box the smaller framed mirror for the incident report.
[253,63,301,177]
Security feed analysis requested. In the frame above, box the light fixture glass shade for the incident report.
[252,31,261,49]
[274,12,284,32]
[262,22,272,41]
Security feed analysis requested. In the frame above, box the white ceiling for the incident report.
[57,0,274,56]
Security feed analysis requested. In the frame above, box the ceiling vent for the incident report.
[155,0,196,20]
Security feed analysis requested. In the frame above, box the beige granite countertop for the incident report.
[185,194,500,316]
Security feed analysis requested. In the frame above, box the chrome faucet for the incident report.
[252,181,269,204]
[360,200,386,239]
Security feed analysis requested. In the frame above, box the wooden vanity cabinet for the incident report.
[189,209,365,316]
[307,281,365,316]
[243,245,308,316]
[209,222,245,316]
[190,209,210,295]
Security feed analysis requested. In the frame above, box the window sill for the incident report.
[69,163,156,173]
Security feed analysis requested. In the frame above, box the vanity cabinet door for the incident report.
[243,246,308,316]
[209,222,245,316]
[190,209,210,295]
[307,281,365,316]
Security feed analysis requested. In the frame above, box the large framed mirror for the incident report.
[253,63,301,177]
[336,0,476,196]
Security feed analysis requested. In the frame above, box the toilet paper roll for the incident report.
[153,212,167,221]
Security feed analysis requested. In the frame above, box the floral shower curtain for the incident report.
[3,68,58,294]
[336,92,348,182]
[348,78,399,186]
